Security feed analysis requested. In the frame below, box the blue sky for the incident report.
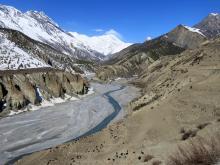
[0,0,219,43]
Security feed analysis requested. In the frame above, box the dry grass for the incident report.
[168,134,220,165]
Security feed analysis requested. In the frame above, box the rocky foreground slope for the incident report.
[0,69,88,116]
[16,37,220,165]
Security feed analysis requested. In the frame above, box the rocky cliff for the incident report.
[0,70,88,114]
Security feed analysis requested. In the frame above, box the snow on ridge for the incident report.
[0,4,21,14]
[183,25,206,37]
[25,10,59,27]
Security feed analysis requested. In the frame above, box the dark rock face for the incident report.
[0,71,88,112]
[194,13,220,39]
[165,25,207,49]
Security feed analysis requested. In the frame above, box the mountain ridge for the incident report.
[194,12,220,39]
[0,4,130,61]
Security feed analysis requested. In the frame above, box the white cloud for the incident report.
[92,28,123,39]
[94,28,104,32]
[105,29,122,38]
[146,36,152,41]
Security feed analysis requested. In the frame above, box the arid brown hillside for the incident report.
[96,37,185,81]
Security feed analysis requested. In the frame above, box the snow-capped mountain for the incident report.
[0,5,92,61]
[69,31,132,56]
[0,4,131,61]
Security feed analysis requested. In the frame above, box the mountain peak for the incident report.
[0,4,22,16]
[194,12,220,39]
[0,4,17,11]
[69,31,132,56]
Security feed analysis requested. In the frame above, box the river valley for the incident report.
[0,81,140,164]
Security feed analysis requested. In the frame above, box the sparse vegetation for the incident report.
[168,134,220,165]
[197,123,210,130]
[143,154,154,162]
[181,129,197,141]
[152,160,162,165]
[133,102,148,111]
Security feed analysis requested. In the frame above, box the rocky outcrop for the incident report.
[165,24,207,49]
[0,70,88,112]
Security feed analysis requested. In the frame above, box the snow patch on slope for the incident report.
[0,32,50,70]
[183,25,206,37]
[8,87,94,116]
